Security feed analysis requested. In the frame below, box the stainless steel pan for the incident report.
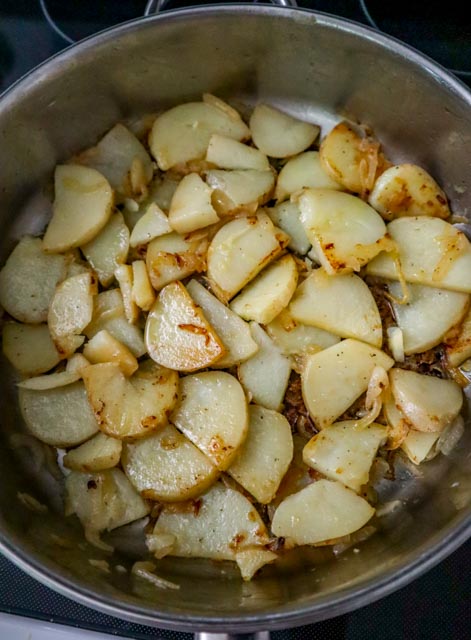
[1,1,471,638]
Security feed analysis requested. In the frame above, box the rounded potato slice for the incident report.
[266,309,340,357]
[275,151,342,202]
[129,202,172,247]
[48,272,96,340]
[82,361,179,440]
[206,169,275,216]
[206,134,269,171]
[83,329,138,376]
[64,432,122,472]
[81,212,130,286]
[17,370,81,390]
[43,165,113,253]
[122,424,218,501]
[19,381,99,447]
[171,371,248,470]
[145,281,225,372]
[168,173,219,234]
[2,322,61,375]
[401,429,440,465]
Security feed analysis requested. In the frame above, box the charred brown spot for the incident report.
[229,533,247,550]
[267,537,285,553]
[141,415,158,429]
[324,242,335,250]
[178,323,211,346]
[436,194,447,206]
[87,480,97,490]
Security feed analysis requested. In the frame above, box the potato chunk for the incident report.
[43,165,113,252]
[64,432,122,472]
[266,309,340,356]
[206,169,275,216]
[82,361,179,440]
[81,212,129,286]
[83,330,138,376]
[48,272,96,342]
[206,134,269,170]
[168,173,219,234]
[271,480,375,545]
[250,104,319,158]
[401,430,440,465]
[275,151,342,202]
[2,322,61,375]
[131,260,155,312]
[122,424,218,501]
[145,281,225,371]
[445,306,471,367]
[171,371,248,470]
[267,202,311,255]
[129,202,172,247]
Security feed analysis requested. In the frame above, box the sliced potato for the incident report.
[249,104,319,158]
[207,212,289,302]
[43,165,113,252]
[131,260,155,312]
[238,323,291,411]
[19,381,99,447]
[114,264,139,324]
[366,217,471,292]
[65,468,149,533]
[319,121,387,195]
[63,432,122,472]
[129,202,172,247]
[275,151,342,202]
[289,268,382,347]
[66,353,91,376]
[168,173,219,234]
[401,429,441,465]
[81,212,130,287]
[389,368,463,433]
[146,231,208,292]
[83,329,138,376]
[206,169,275,216]
[296,189,389,274]
[271,479,375,545]
[235,548,277,582]
[388,281,469,355]
[301,339,394,430]
[146,175,181,214]
[171,371,248,470]
[0,236,67,323]
[122,424,218,501]
[2,322,61,375]
[369,164,450,220]
[17,370,81,390]
[206,134,269,170]
[267,202,311,255]
[186,279,258,367]
[303,421,387,492]
[146,281,225,371]
[48,272,96,340]
[266,309,340,357]
[387,326,405,363]
[230,255,298,325]
[228,405,293,503]
[383,397,410,450]
[445,306,471,367]
[150,100,250,170]
[54,334,85,359]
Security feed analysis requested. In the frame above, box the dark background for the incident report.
[0,1,470,638]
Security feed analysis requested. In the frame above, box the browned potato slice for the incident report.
[131,260,155,311]
[168,173,219,233]
[401,430,441,465]
[445,306,471,367]
[83,329,138,376]
[43,165,113,253]
[129,202,172,247]
[54,334,85,359]
[145,281,225,372]
[82,360,179,440]
[235,549,277,582]
[63,432,122,472]
[250,104,319,158]
[114,264,139,323]
[0,236,67,323]
[122,424,218,501]
[206,169,275,216]
[171,371,248,470]
[81,212,130,286]
[383,397,410,450]
[48,272,96,341]
[275,151,342,202]
[2,322,61,375]
[266,309,340,357]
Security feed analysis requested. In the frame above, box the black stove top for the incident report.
[0,2,470,638]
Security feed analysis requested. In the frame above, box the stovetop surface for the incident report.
[0,1,470,638]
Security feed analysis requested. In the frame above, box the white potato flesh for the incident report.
[271,479,375,545]
[207,212,289,302]
[129,203,172,247]
[445,307,471,367]
[81,212,130,286]
[2,323,61,375]
[206,134,269,170]
[249,104,319,158]
[114,264,139,324]
[289,269,382,347]
[0,236,67,323]
[43,165,113,253]
[368,164,450,221]
[275,151,342,202]
[388,281,469,355]
[238,323,292,411]
[383,397,410,450]
[366,217,471,292]
[131,260,155,311]
[228,405,293,503]
[389,368,463,433]
[171,371,248,470]
[63,432,122,472]
[168,173,219,234]
[66,353,91,376]
[48,272,96,341]
[146,281,225,371]
[266,309,340,356]
[401,430,441,465]
[303,421,387,492]
[267,202,311,255]
[146,232,208,292]
[206,169,275,216]
[151,482,270,561]
[83,329,138,376]
[17,370,81,390]
[296,188,388,274]
[235,548,277,582]
[76,123,153,198]
[122,424,218,501]
[83,360,178,440]
[301,339,394,430]
[149,101,250,170]
[230,255,298,324]
[387,326,405,363]
[66,255,92,278]
[19,381,99,447]
[186,280,258,367]
[65,468,149,533]
[54,334,85,359]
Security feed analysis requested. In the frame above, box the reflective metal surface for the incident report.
[0,4,471,634]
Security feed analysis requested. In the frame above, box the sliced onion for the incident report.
[131,561,180,590]
[436,416,465,456]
